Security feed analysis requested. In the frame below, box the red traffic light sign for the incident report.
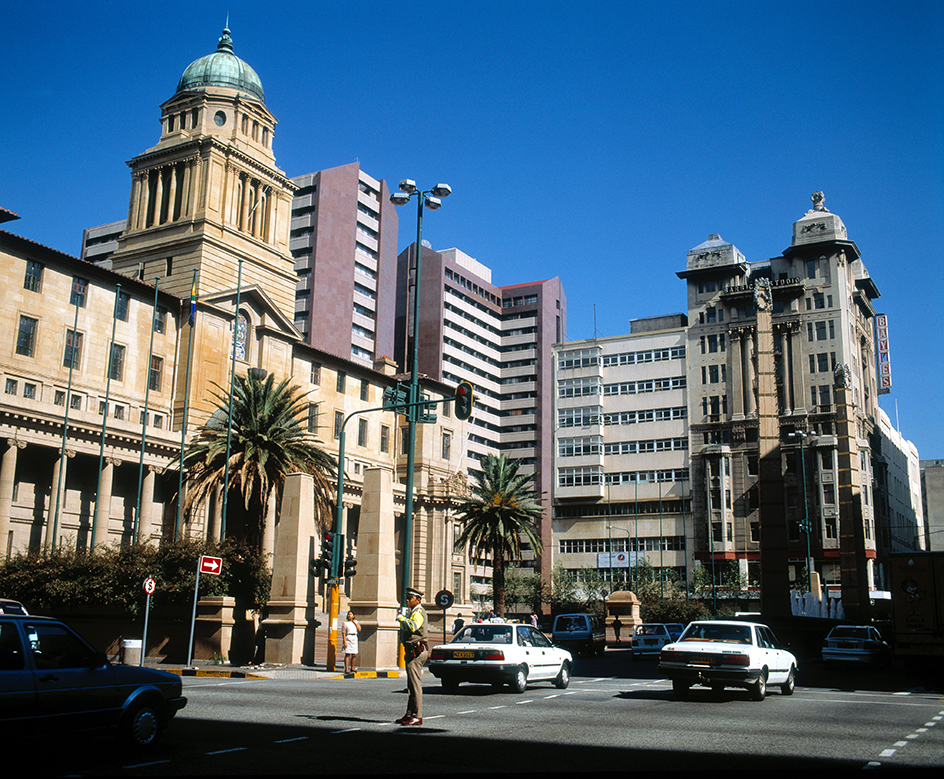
[454,381,474,420]
[200,555,223,575]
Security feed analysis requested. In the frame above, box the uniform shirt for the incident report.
[398,604,428,645]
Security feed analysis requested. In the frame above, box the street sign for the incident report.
[200,555,223,575]
[435,589,454,609]
[143,577,156,595]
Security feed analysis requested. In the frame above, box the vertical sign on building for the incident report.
[875,313,892,395]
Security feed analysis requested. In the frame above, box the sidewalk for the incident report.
[142,657,404,681]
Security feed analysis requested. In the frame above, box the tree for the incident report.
[178,371,336,550]
[454,454,544,617]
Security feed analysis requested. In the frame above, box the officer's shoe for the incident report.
[395,715,411,724]
[400,717,423,726]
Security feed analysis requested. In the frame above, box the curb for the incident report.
[164,668,269,680]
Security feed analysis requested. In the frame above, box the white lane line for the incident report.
[331,728,361,733]
[124,761,172,769]
[487,705,507,709]
[275,737,308,743]
[458,710,477,714]
[207,748,247,755]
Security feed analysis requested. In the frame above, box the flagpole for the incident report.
[92,284,121,549]
[134,277,160,542]
[220,258,243,540]
[176,270,198,540]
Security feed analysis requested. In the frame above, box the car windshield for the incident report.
[635,624,666,635]
[555,617,586,631]
[829,627,869,639]
[453,625,513,644]
[681,623,752,644]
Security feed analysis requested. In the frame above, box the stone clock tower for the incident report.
[108,25,301,429]
[109,25,298,315]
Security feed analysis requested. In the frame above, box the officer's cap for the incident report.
[405,587,424,600]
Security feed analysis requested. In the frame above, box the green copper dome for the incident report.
[177,26,265,103]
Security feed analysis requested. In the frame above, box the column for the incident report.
[239,173,249,231]
[181,160,193,217]
[0,440,26,557]
[729,329,744,419]
[262,491,276,559]
[91,457,118,549]
[137,465,160,545]
[167,165,178,223]
[789,322,805,414]
[152,168,163,226]
[45,449,75,548]
[743,328,756,416]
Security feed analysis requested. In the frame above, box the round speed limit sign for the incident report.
[434,589,454,609]
[143,577,156,595]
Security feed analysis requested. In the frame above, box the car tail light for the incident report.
[720,653,750,666]
[430,649,447,660]
[661,650,681,662]
[481,650,505,661]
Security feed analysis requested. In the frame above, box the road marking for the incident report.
[515,699,534,704]
[207,748,247,755]
[425,715,446,720]
[879,749,896,757]
[458,710,477,714]
[332,728,362,733]
[124,760,172,769]
[274,737,308,743]
[893,741,908,747]
[544,694,559,699]
[487,705,507,709]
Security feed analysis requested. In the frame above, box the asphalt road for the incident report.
[38,650,944,774]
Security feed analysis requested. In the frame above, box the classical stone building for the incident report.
[0,27,474,656]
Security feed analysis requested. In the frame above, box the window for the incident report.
[63,330,83,369]
[357,418,368,447]
[311,362,321,385]
[23,383,36,400]
[336,371,346,393]
[360,379,369,401]
[4,379,17,395]
[307,402,319,432]
[16,315,38,357]
[148,356,163,392]
[54,390,65,406]
[109,344,126,381]
[113,403,124,419]
[442,431,452,460]
[70,277,89,307]
[70,394,83,411]
[334,411,344,439]
[24,260,43,292]
[116,291,130,321]
[154,306,167,334]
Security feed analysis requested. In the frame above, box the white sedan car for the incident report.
[428,622,573,693]
[658,620,798,701]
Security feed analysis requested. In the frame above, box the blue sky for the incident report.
[2,1,942,458]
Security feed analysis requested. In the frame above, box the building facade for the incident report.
[394,244,566,591]
[552,316,691,591]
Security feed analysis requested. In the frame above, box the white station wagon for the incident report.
[428,622,573,693]
[659,620,798,701]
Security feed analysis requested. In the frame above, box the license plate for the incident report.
[452,651,474,659]
[690,655,713,665]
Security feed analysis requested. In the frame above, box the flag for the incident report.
[189,271,197,326]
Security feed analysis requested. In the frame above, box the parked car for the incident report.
[822,625,891,666]
[0,614,186,747]
[659,620,798,701]
[428,622,573,693]
[0,598,28,615]
[551,613,606,655]
[632,623,674,659]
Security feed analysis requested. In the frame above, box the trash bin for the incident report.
[121,639,142,666]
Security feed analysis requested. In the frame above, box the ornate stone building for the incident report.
[0,27,473,638]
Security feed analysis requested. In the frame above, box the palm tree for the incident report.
[454,454,544,617]
[178,371,336,550]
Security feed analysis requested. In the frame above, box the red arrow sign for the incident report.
[200,555,223,575]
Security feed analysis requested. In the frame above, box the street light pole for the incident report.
[390,180,452,609]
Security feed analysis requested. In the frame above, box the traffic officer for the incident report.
[396,586,428,726]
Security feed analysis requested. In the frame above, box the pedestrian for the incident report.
[342,611,360,674]
[396,587,429,726]
[452,613,465,635]
[489,611,502,623]
[530,611,538,629]
[613,616,622,644]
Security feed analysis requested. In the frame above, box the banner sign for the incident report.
[874,313,892,394]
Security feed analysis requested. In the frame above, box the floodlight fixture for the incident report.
[424,196,442,211]
[390,191,411,206]
[430,183,452,198]
[399,179,417,194]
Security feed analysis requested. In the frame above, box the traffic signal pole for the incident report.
[324,388,469,671]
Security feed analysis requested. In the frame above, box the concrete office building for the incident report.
[289,165,399,365]
[920,460,944,552]
[552,316,691,589]
[395,245,565,587]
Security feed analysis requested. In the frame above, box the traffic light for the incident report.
[310,558,325,578]
[321,532,335,568]
[344,555,357,578]
[455,381,474,420]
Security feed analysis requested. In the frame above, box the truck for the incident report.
[888,551,944,657]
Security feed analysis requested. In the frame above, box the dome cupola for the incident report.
[176,25,265,103]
